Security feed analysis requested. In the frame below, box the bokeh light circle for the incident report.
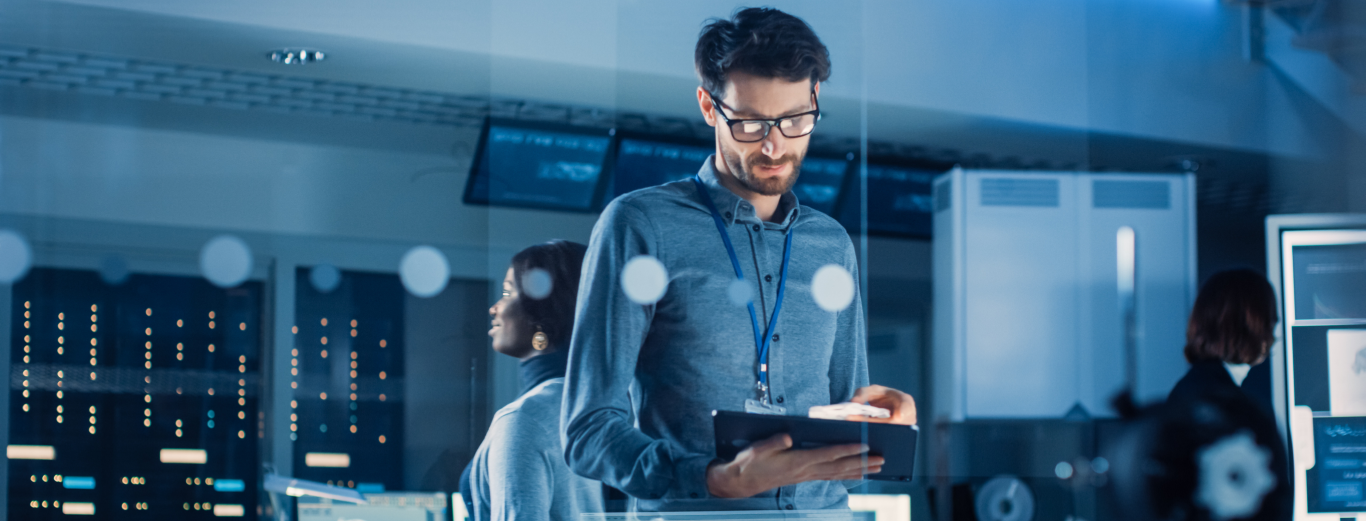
[199,235,253,288]
[310,264,342,293]
[811,264,855,312]
[1054,461,1074,480]
[621,256,668,305]
[99,255,130,286]
[0,229,32,284]
[399,246,449,298]
[522,268,553,300]
[726,279,753,306]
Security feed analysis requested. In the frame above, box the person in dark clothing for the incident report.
[1168,269,1279,407]
[1160,268,1291,521]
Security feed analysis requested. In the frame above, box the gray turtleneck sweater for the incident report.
[470,370,604,521]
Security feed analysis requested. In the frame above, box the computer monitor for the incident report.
[608,136,850,217]
[463,119,615,212]
[609,137,712,200]
[1268,215,1366,518]
[298,492,447,521]
[792,154,851,217]
[838,161,945,239]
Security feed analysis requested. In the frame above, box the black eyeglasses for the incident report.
[708,91,821,143]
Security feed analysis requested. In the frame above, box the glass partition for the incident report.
[0,1,1361,521]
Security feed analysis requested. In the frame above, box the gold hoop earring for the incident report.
[532,327,549,351]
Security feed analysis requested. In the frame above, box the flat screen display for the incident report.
[610,139,712,199]
[464,123,613,211]
[1280,230,1366,515]
[838,163,942,238]
[298,492,447,521]
[609,137,849,216]
[793,155,850,216]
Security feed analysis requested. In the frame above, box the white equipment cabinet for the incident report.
[932,169,1197,420]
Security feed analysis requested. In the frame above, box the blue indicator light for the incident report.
[356,482,385,493]
[214,479,245,492]
[63,476,95,490]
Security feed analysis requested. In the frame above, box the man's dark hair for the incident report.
[695,7,831,96]
[1184,269,1279,365]
[509,240,588,349]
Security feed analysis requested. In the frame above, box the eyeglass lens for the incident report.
[731,114,817,142]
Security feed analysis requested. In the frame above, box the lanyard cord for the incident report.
[692,176,792,393]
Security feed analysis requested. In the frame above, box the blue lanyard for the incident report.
[692,176,793,401]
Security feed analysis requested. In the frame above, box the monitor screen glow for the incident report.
[838,163,941,238]
[610,137,849,216]
[465,124,613,211]
[610,139,712,199]
[1279,229,1366,516]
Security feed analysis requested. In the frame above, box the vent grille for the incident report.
[0,45,492,126]
[980,178,1059,207]
[1093,180,1170,209]
[0,45,727,137]
[0,45,1070,168]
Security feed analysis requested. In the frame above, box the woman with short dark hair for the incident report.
[465,240,602,521]
[1170,268,1279,403]
[1161,268,1291,520]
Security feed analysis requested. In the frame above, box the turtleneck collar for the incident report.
[518,347,569,395]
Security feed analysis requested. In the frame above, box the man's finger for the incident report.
[849,385,887,404]
[802,443,869,462]
[807,454,883,479]
[832,454,884,474]
[819,464,883,482]
[749,433,793,454]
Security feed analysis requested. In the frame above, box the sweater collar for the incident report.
[518,348,568,395]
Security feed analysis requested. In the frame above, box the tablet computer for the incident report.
[711,410,918,482]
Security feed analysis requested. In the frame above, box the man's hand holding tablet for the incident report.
[705,433,884,498]
[707,385,919,497]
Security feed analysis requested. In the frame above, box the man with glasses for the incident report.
[563,7,917,512]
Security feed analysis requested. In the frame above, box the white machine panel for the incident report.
[933,169,1196,419]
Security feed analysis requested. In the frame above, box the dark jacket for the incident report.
[1167,360,1293,520]
[1168,360,1250,406]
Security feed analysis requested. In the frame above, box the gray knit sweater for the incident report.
[471,378,603,521]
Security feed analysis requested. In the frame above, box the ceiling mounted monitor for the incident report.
[609,137,713,200]
[793,153,852,217]
[838,161,945,239]
[463,119,615,213]
[609,134,851,217]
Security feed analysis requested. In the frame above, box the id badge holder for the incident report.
[744,399,787,415]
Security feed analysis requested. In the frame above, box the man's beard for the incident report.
[720,146,804,196]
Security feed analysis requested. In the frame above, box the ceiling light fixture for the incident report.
[268,48,325,65]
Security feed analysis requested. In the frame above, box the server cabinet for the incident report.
[933,169,1196,420]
